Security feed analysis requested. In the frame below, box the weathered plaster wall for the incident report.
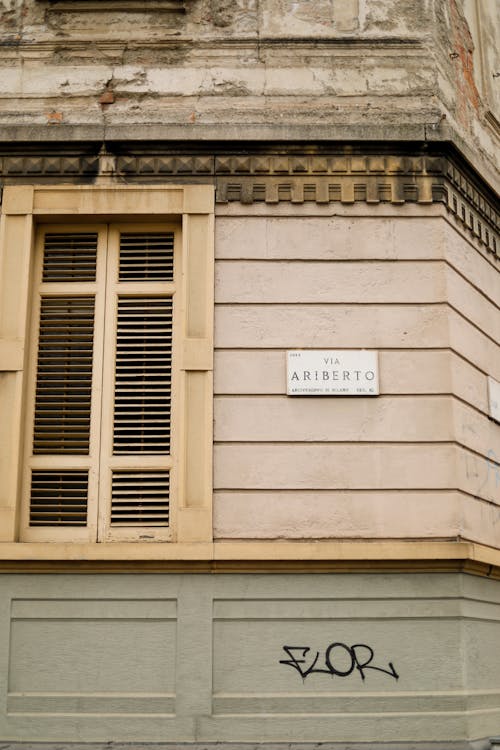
[459,0,499,116]
[0,0,498,178]
[213,205,500,545]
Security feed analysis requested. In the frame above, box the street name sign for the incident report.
[287,350,379,396]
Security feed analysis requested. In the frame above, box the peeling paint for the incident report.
[448,0,481,125]
[0,0,496,172]
[46,111,63,124]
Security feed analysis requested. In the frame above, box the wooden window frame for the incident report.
[0,185,214,545]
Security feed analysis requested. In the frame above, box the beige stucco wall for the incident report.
[213,205,500,546]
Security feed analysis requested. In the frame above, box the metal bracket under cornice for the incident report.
[95,144,118,185]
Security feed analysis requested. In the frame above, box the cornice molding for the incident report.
[0,540,499,579]
[0,557,498,578]
[0,148,497,257]
[0,559,497,576]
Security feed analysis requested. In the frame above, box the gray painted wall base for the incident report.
[0,572,499,744]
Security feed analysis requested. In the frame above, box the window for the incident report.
[23,224,178,542]
[0,185,214,546]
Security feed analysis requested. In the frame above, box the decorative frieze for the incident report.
[214,175,433,205]
[0,149,497,256]
[117,154,213,175]
[210,153,498,255]
[0,155,98,176]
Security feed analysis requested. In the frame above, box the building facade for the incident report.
[0,0,499,747]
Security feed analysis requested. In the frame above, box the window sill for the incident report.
[0,540,498,577]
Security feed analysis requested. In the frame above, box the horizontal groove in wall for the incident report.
[215,258,446,263]
[10,598,177,619]
[212,598,465,619]
[212,691,500,715]
[214,301,449,307]
[448,347,497,379]
[447,304,500,348]
[214,487,476,496]
[214,441,498,457]
[214,394,459,404]
[215,344,454,356]
[7,693,175,716]
[444,261,500,312]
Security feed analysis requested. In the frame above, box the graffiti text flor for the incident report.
[280,642,399,682]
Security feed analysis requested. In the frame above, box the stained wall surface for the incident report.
[0,0,498,178]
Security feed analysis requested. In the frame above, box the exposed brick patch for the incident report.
[99,90,115,105]
[448,0,480,127]
[46,111,63,124]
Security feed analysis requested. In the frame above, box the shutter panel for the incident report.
[33,296,94,454]
[24,225,176,541]
[113,297,172,455]
[42,233,97,282]
[30,470,88,526]
[111,471,169,526]
[99,227,176,540]
[119,232,174,281]
[24,229,104,539]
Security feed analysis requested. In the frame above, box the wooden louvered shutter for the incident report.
[98,226,177,541]
[22,223,177,542]
[22,227,107,541]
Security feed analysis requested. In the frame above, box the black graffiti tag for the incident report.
[279,643,399,682]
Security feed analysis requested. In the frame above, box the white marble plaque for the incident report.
[287,350,379,396]
[488,377,500,423]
